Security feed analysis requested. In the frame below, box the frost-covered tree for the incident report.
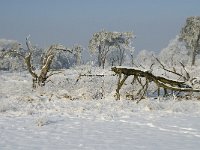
[0,39,48,71]
[89,30,134,68]
[135,50,156,68]
[0,39,25,71]
[1,37,72,88]
[159,36,190,66]
[72,45,83,66]
[51,44,83,69]
[51,49,72,69]
[179,16,200,65]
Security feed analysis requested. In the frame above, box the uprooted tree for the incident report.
[0,37,72,88]
[112,59,200,102]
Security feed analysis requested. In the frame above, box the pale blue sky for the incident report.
[0,0,199,52]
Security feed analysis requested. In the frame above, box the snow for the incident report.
[1,114,200,150]
[1,67,200,149]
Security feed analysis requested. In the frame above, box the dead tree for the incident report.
[1,36,72,88]
[112,66,200,102]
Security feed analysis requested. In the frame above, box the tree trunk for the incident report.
[98,45,102,67]
[102,57,106,69]
[119,47,125,66]
[191,48,197,66]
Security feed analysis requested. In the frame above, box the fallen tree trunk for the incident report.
[111,66,200,101]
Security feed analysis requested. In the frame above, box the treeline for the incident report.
[0,16,200,72]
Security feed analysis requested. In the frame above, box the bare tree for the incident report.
[179,16,200,65]
[89,30,134,68]
[1,37,71,88]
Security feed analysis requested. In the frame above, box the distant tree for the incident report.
[0,39,25,71]
[50,44,83,69]
[136,50,156,68]
[72,45,83,66]
[51,49,72,69]
[179,16,200,65]
[89,30,134,68]
[159,36,190,66]
[1,37,72,88]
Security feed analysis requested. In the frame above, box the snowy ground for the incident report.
[1,67,200,150]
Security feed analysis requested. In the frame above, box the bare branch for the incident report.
[153,55,185,79]
[46,71,64,79]
[179,61,190,80]
[26,36,34,52]
[0,49,25,59]
[24,53,38,79]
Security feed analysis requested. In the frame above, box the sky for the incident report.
[0,0,200,53]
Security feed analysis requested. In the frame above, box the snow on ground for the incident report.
[0,66,200,149]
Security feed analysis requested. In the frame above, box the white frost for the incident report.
[0,67,200,150]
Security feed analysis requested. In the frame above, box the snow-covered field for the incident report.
[1,67,200,150]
